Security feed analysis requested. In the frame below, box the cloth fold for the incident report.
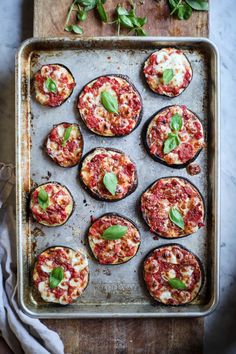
[0,163,64,354]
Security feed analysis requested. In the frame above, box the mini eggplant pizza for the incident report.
[145,105,205,167]
[80,148,138,201]
[46,123,84,167]
[77,75,142,137]
[141,177,204,238]
[33,246,89,305]
[143,48,192,97]
[30,182,74,227]
[143,244,203,305]
[88,213,141,265]
[34,64,76,107]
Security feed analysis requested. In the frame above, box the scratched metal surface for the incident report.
[16,37,220,318]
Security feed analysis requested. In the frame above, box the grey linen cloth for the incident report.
[0,163,64,354]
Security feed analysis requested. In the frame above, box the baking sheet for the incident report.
[16,37,220,318]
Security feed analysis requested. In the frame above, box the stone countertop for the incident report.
[0,1,235,353]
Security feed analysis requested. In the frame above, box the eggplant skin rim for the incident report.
[143,243,205,306]
[45,122,84,168]
[143,105,204,169]
[87,212,141,265]
[77,73,143,138]
[34,63,76,108]
[140,176,205,239]
[79,147,138,202]
[142,49,193,98]
[29,181,75,227]
[32,245,90,306]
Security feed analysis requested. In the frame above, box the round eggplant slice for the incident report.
[34,64,76,107]
[33,246,89,305]
[144,105,205,168]
[143,244,203,305]
[30,182,74,227]
[88,213,141,265]
[79,147,138,202]
[77,74,142,137]
[45,122,84,167]
[141,177,205,238]
[143,48,192,97]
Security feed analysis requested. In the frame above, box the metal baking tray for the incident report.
[16,37,220,318]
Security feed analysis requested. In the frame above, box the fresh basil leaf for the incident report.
[96,2,108,22]
[168,278,187,290]
[77,0,97,11]
[177,3,192,20]
[116,5,129,16]
[38,188,49,211]
[101,91,119,114]
[45,78,57,93]
[119,15,134,28]
[103,172,118,195]
[168,0,180,11]
[170,113,183,132]
[163,68,174,85]
[169,207,185,229]
[65,25,73,32]
[185,0,208,10]
[135,27,147,36]
[130,16,147,27]
[62,126,73,147]
[49,267,64,289]
[163,133,180,154]
[77,9,87,21]
[71,24,83,34]
[101,225,128,240]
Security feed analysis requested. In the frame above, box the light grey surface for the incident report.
[0,0,235,352]
[17,37,219,318]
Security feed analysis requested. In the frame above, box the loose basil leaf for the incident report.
[49,267,64,289]
[76,0,97,11]
[96,2,108,22]
[135,27,147,36]
[168,278,187,290]
[45,78,57,93]
[103,172,118,196]
[168,0,180,15]
[116,5,129,16]
[38,188,49,211]
[177,3,192,20]
[65,25,73,32]
[130,16,147,27]
[170,113,183,132]
[101,225,128,240]
[71,24,84,34]
[62,126,73,147]
[169,207,185,229]
[119,15,134,28]
[101,91,119,114]
[163,68,174,85]
[163,133,180,154]
[77,9,87,21]
[185,0,208,11]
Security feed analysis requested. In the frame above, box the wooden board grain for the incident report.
[34,0,208,37]
[34,1,208,353]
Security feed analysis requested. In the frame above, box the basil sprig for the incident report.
[101,225,128,240]
[45,78,57,93]
[163,69,174,85]
[168,278,187,290]
[101,91,119,115]
[163,113,183,154]
[169,207,185,229]
[38,188,49,211]
[168,0,208,21]
[62,126,73,147]
[103,172,118,195]
[49,267,64,289]
[115,3,147,36]
[163,133,180,154]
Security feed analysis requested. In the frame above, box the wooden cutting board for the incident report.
[34,1,208,353]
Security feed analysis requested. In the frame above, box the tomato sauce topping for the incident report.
[78,76,142,136]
